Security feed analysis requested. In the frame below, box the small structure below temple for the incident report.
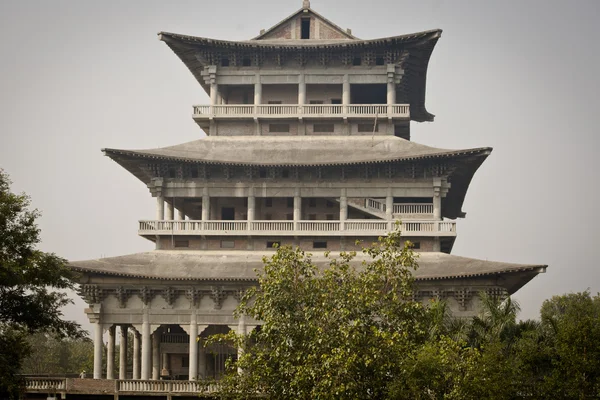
[65,1,545,387]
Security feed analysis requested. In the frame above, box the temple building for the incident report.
[70,1,546,384]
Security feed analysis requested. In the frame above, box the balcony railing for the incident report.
[192,104,409,119]
[138,219,456,237]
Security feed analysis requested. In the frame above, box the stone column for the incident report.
[293,189,301,231]
[177,208,186,221]
[106,325,115,379]
[141,315,151,380]
[156,195,165,220]
[433,238,441,252]
[386,190,394,230]
[119,325,128,379]
[298,74,306,106]
[342,75,350,114]
[210,83,218,106]
[254,80,262,105]
[133,331,141,380]
[152,331,160,380]
[161,352,169,377]
[166,201,174,221]
[247,192,255,222]
[339,189,347,231]
[387,65,396,116]
[93,322,103,379]
[202,190,210,221]
[188,313,198,381]
[433,187,442,220]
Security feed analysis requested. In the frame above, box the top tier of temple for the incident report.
[158,2,442,124]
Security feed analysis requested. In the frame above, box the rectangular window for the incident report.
[220,240,235,249]
[265,198,273,207]
[269,124,290,133]
[191,168,198,178]
[326,200,334,208]
[282,169,290,178]
[182,356,189,368]
[301,18,310,39]
[268,100,282,104]
[313,124,335,133]
[221,58,230,67]
[308,214,317,220]
[331,99,342,104]
[174,240,189,248]
[259,168,267,178]
[309,198,317,207]
[313,241,327,249]
[358,123,378,132]
[287,197,294,208]
[353,57,361,66]
[267,241,281,249]
[375,56,385,65]
[309,100,324,104]
[242,57,252,66]
[411,242,421,249]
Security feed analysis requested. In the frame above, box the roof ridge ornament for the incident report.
[302,0,310,9]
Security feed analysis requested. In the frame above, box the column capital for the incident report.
[201,65,218,85]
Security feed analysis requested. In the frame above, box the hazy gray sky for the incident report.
[1,0,598,333]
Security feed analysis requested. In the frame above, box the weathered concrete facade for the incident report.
[67,1,546,386]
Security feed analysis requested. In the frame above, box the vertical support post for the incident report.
[387,65,396,116]
[133,331,141,380]
[298,74,306,111]
[433,179,442,221]
[247,189,255,231]
[156,195,164,220]
[201,188,210,222]
[93,322,103,379]
[188,313,198,381]
[119,325,128,379]
[339,188,347,231]
[210,83,218,107]
[236,316,246,374]
[386,188,394,231]
[107,325,115,379]
[166,201,174,221]
[141,313,151,380]
[342,75,350,115]
[293,189,301,231]
[433,238,441,252]
[152,330,160,380]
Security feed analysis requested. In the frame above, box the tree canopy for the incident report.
[0,169,82,398]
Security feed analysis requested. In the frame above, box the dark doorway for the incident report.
[221,207,235,220]
[350,84,387,104]
[301,18,311,39]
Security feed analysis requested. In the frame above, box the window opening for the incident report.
[220,240,235,249]
[269,124,290,133]
[313,241,327,249]
[175,240,189,248]
[358,123,378,132]
[265,198,273,207]
[314,124,335,133]
[375,56,385,65]
[267,241,281,248]
[221,58,230,67]
[259,168,267,178]
[309,198,317,207]
[353,57,361,66]
[287,197,294,208]
[242,57,252,66]
[301,18,311,39]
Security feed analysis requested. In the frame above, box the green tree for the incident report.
[211,232,428,399]
[0,169,82,398]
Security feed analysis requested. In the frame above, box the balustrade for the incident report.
[192,103,409,118]
[393,203,434,215]
[139,219,456,236]
[25,378,66,391]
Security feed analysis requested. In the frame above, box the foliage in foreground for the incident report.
[209,232,600,399]
[0,169,83,398]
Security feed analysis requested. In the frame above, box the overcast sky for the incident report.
[1,0,598,334]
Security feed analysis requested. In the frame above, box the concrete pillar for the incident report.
[93,322,103,379]
[387,80,396,105]
[342,75,350,113]
[236,317,246,374]
[152,331,160,380]
[156,195,164,220]
[202,192,210,221]
[298,74,306,105]
[166,201,174,221]
[119,325,128,379]
[339,189,347,231]
[210,83,218,106]
[254,81,262,105]
[433,238,441,252]
[133,331,141,380]
[141,315,151,380]
[161,352,169,377]
[293,191,301,230]
[247,193,255,221]
[198,344,206,380]
[386,190,394,231]
[106,325,115,379]
[177,208,185,221]
[188,314,198,381]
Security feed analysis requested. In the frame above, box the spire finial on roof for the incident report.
[302,0,310,9]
